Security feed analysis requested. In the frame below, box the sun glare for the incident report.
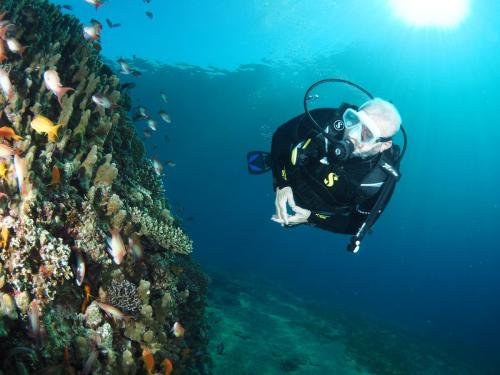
[388,0,470,28]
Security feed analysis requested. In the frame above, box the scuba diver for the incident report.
[247,79,407,253]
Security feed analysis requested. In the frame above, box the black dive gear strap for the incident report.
[347,175,396,253]
[347,149,401,253]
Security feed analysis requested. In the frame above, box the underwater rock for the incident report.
[0,292,17,319]
[0,1,210,373]
[84,301,103,328]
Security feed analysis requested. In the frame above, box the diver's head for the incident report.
[343,98,402,159]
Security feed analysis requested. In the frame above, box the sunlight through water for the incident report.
[388,0,470,28]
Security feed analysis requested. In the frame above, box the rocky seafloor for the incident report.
[0,1,210,374]
[207,270,483,375]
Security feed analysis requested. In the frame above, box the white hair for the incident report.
[359,98,402,136]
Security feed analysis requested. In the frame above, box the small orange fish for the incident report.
[142,347,155,375]
[81,284,92,313]
[0,126,23,141]
[163,359,173,375]
[48,165,61,186]
[0,225,9,249]
[0,41,6,63]
[38,264,54,277]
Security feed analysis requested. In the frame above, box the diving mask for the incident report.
[343,108,392,145]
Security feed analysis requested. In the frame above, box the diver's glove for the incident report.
[271,186,311,226]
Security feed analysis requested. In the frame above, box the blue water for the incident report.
[53,0,500,372]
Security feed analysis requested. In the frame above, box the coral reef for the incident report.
[0,1,210,374]
[106,279,142,316]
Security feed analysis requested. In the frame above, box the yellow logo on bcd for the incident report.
[323,172,339,187]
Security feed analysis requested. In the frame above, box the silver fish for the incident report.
[92,94,113,109]
[83,25,100,41]
[159,110,171,124]
[5,38,26,55]
[152,157,163,176]
[147,119,157,131]
[75,250,85,286]
[137,106,148,117]
[160,91,168,103]
[171,321,185,337]
[96,301,129,320]
[117,58,131,74]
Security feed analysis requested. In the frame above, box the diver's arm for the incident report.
[270,114,304,190]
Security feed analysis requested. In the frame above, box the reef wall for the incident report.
[0,1,210,374]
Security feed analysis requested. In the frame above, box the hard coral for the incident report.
[105,279,141,316]
[1,212,72,303]
[130,206,193,254]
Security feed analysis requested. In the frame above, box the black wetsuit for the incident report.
[271,106,399,235]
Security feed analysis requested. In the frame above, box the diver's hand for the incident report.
[271,205,311,226]
[272,186,311,226]
[273,186,295,225]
